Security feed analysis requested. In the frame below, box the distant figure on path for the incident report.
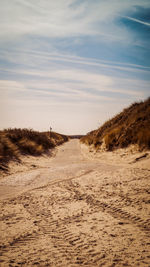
[50,126,52,137]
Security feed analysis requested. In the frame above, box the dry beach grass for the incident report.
[0,128,68,171]
[81,97,150,151]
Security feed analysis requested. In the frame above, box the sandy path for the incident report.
[0,140,150,266]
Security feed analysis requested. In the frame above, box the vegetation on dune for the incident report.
[44,131,69,145]
[0,128,69,168]
[81,97,150,151]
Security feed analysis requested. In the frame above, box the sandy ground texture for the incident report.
[0,139,150,267]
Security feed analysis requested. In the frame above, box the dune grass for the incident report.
[81,97,150,151]
[0,128,69,169]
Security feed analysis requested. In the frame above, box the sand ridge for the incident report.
[0,139,150,266]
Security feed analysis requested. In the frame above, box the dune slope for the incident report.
[81,97,150,151]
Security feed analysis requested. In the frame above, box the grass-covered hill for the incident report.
[0,128,69,169]
[81,97,150,151]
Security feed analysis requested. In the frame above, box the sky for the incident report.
[0,0,150,135]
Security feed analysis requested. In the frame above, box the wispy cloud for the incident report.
[0,67,147,104]
[0,80,26,92]
[2,48,150,73]
[0,0,149,41]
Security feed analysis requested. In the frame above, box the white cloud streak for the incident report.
[121,15,150,27]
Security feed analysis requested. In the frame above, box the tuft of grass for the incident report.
[81,97,150,151]
[45,131,69,145]
[0,134,19,163]
[0,128,69,168]
[17,138,44,156]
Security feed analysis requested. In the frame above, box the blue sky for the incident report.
[0,0,150,134]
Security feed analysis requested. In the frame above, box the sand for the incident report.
[0,139,150,266]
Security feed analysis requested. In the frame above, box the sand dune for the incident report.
[0,139,150,266]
